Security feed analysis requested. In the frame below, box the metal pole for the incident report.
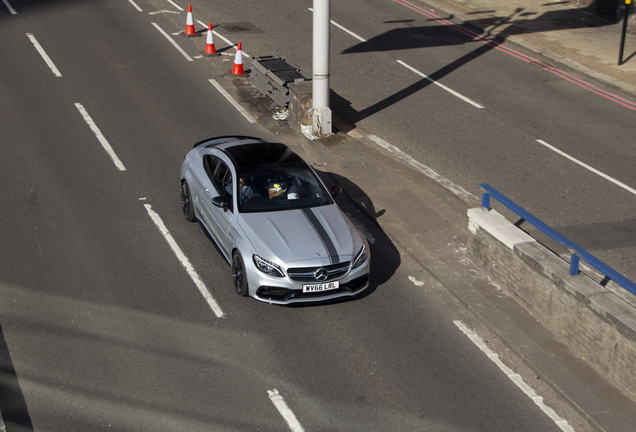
[618,0,632,65]
[312,0,332,136]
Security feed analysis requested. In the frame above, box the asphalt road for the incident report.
[0,0,621,430]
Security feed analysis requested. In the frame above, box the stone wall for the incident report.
[467,208,636,401]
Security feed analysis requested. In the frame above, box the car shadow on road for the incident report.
[311,169,402,305]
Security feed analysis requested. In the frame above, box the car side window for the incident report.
[203,155,218,181]
[213,162,234,211]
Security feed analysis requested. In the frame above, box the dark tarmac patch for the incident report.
[215,22,263,35]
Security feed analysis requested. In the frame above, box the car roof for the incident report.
[196,137,305,170]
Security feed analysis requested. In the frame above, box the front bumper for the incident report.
[246,257,371,305]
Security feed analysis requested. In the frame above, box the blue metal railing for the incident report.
[479,183,636,296]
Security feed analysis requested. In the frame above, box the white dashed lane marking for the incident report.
[151,22,193,61]
[143,203,224,318]
[127,0,142,12]
[537,139,636,196]
[75,103,126,171]
[26,33,62,77]
[268,389,305,432]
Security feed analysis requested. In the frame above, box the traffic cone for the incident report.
[184,4,196,36]
[230,41,245,76]
[203,23,219,56]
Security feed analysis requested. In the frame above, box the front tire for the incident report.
[181,180,196,222]
[232,251,249,296]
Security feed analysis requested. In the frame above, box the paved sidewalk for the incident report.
[421,0,636,96]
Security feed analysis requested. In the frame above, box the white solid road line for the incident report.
[74,103,127,171]
[454,320,575,432]
[536,139,636,196]
[151,22,193,61]
[26,33,62,77]
[267,389,305,432]
[143,203,225,318]
[209,79,257,123]
[397,60,485,108]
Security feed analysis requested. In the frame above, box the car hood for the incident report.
[238,205,362,265]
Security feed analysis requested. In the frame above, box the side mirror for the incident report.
[331,184,342,198]
[212,196,229,210]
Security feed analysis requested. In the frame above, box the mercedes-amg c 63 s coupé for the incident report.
[180,136,370,304]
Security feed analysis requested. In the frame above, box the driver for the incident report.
[238,177,255,202]
[229,177,255,201]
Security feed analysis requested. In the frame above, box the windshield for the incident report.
[236,164,333,213]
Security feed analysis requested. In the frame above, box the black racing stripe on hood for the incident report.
[301,208,340,265]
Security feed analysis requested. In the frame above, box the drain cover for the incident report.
[216,22,263,34]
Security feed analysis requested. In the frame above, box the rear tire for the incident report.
[181,180,196,222]
[232,251,249,296]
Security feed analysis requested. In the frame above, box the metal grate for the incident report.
[250,56,310,108]
[596,0,619,21]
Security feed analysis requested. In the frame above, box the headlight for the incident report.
[253,255,285,277]
[352,244,367,269]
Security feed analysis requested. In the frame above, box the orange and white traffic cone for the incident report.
[203,23,219,56]
[184,4,196,36]
[230,41,245,76]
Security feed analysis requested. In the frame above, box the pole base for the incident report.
[312,107,332,137]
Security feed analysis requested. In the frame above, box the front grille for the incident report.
[287,261,351,282]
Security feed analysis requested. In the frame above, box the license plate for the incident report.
[303,280,340,293]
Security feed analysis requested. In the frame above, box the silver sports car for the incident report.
[180,136,370,304]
